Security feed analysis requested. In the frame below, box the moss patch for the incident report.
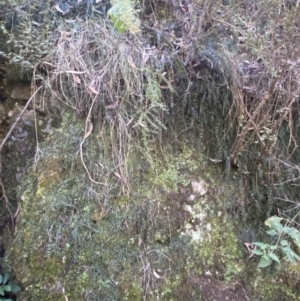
[6,109,300,300]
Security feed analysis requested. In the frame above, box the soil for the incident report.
[191,273,251,301]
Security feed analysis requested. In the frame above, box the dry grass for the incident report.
[206,0,300,166]
[2,0,300,199]
[38,19,167,193]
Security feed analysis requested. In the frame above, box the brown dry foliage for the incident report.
[138,0,300,165]
[2,0,300,179]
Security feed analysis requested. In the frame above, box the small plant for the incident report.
[0,273,20,301]
[250,216,300,268]
[107,0,140,34]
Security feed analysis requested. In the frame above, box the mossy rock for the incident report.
[5,109,300,300]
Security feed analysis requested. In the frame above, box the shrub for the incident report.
[0,273,20,301]
[251,216,300,268]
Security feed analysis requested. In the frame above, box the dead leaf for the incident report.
[114,172,122,180]
[84,119,93,139]
[244,242,255,258]
[106,101,119,110]
[179,4,189,12]
[55,4,66,15]
[128,56,136,68]
[88,86,99,95]
[142,52,149,66]
[60,31,72,38]
[208,158,222,163]
[91,208,106,222]
[65,19,77,23]
[72,74,81,85]
[133,121,146,128]
[153,270,164,279]
[69,43,76,50]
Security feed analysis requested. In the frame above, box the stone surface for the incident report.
[10,84,31,100]
[191,179,208,196]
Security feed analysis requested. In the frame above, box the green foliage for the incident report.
[2,1,300,300]
[0,273,20,301]
[252,216,300,268]
[196,217,244,282]
[147,145,198,192]
[108,0,140,34]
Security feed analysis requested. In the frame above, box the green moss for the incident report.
[250,273,297,300]
[6,107,300,301]
[195,216,244,282]
[9,116,207,299]
[144,144,201,193]
[121,281,143,301]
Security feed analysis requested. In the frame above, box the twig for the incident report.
[235,282,249,301]
[0,178,14,228]
[231,76,280,167]
[0,86,43,152]
[79,95,107,186]
[0,86,42,227]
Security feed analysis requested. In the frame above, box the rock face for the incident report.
[0,81,36,203]
[10,84,31,100]
[191,179,208,196]
[4,109,297,301]
[1,2,300,300]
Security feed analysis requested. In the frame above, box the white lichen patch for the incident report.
[186,194,195,202]
[182,199,212,243]
[191,179,208,196]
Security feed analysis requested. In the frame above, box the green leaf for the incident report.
[270,245,277,251]
[3,274,9,285]
[10,284,21,293]
[252,249,264,255]
[281,246,300,263]
[282,226,293,234]
[107,5,127,33]
[280,240,289,246]
[0,286,5,296]
[265,216,283,232]
[3,285,11,292]
[284,227,300,242]
[114,20,126,33]
[269,253,280,263]
[253,242,267,249]
[266,229,277,236]
[258,255,272,268]
[0,275,2,284]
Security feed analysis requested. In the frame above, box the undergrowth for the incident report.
[1,0,300,300]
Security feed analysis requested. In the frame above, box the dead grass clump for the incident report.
[40,19,167,192]
[203,0,300,166]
